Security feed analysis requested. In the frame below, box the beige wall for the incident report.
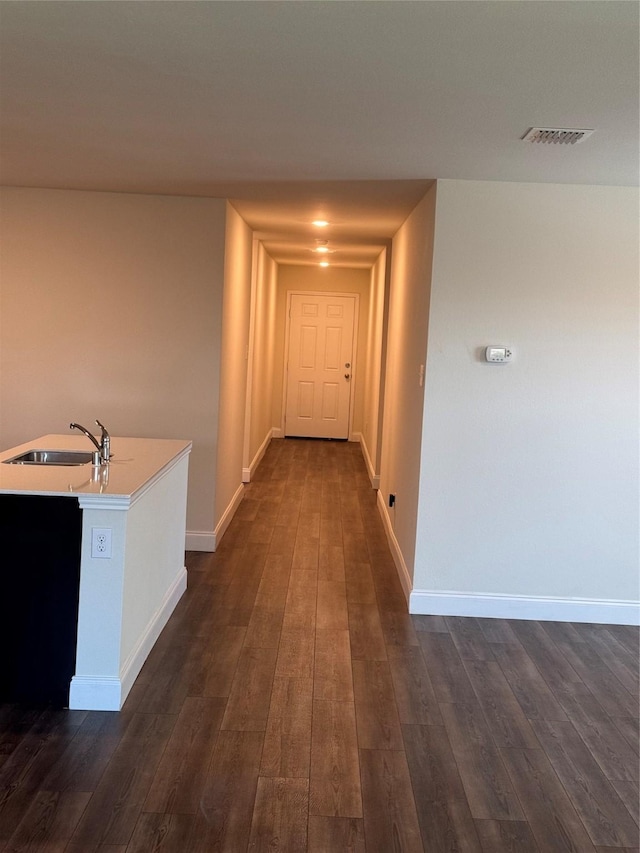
[0,187,227,534]
[379,185,437,588]
[246,243,278,470]
[415,180,639,606]
[273,265,371,437]
[215,203,253,529]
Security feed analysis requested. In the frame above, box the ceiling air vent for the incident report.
[522,127,595,145]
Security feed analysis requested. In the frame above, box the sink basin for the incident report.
[3,449,95,466]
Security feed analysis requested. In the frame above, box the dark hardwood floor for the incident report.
[1,438,638,851]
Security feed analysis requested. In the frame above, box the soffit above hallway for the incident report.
[227,180,433,268]
[0,1,637,266]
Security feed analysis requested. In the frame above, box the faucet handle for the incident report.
[95,419,109,437]
[95,420,111,462]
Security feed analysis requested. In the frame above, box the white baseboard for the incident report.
[349,431,361,443]
[374,482,638,627]
[376,490,411,604]
[119,567,187,698]
[409,589,640,626]
[68,675,123,712]
[69,566,188,710]
[272,427,283,439]
[214,482,245,548]
[185,531,216,552]
[359,435,380,490]
[243,430,273,483]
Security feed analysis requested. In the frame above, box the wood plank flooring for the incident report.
[0,438,638,852]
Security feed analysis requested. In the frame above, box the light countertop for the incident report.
[0,434,192,507]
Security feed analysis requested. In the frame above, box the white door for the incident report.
[285,293,356,439]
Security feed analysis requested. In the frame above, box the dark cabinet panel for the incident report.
[0,495,82,706]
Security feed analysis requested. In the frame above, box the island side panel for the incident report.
[118,455,189,702]
[70,507,127,710]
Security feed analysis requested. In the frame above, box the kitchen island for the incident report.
[0,434,191,711]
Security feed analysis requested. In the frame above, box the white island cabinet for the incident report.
[0,434,191,711]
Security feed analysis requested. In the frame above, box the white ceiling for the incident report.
[1,1,637,267]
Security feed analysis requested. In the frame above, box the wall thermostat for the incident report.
[485,346,513,363]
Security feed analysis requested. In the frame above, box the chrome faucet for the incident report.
[69,420,111,464]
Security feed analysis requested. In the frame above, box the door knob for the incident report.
[344,374,351,380]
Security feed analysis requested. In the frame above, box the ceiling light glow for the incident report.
[319,261,329,267]
[312,220,329,227]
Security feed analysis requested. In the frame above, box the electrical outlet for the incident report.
[91,527,112,559]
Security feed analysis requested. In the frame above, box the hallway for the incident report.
[0,438,638,851]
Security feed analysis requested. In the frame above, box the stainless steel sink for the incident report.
[3,449,95,466]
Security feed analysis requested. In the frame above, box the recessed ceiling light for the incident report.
[314,246,330,254]
[319,261,329,267]
[312,220,329,227]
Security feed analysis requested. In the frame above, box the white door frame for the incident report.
[281,290,360,440]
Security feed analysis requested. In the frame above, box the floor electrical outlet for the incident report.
[91,527,112,559]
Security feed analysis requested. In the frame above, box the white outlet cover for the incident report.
[91,527,112,559]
